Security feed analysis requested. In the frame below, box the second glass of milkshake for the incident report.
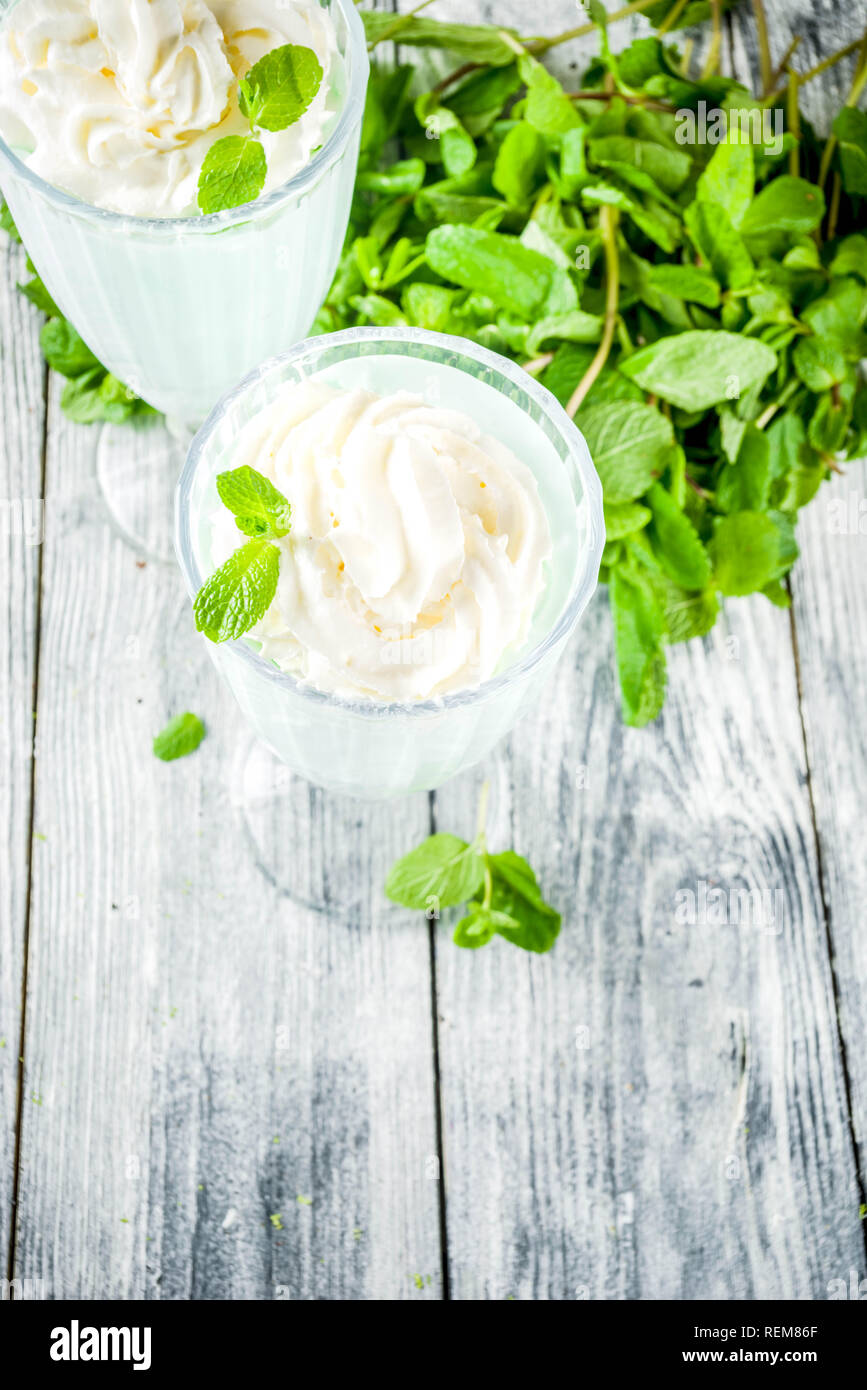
[176,328,604,798]
[0,0,368,425]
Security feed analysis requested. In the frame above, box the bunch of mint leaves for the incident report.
[312,1,867,727]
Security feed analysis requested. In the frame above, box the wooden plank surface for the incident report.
[0,222,45,1287]
[790,467,867,1207]
[2,0,867,1302]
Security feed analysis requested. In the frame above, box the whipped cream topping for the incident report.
[0,0,339,216]
[208,381,553,701]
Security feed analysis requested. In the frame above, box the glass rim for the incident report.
[174,326,605,721]
[0,0,367,234]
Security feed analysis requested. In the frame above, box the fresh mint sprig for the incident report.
[216,464,293,539]
[193,467,291,643]
[197,44,323,214]
[385,784,562,954]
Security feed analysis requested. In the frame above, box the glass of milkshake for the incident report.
[176,328,604,798]
[0,0,368,425]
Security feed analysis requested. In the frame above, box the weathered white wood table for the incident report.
[1,1,865,1301]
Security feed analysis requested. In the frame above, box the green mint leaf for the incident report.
[453,902,503,950]
[59,369,151,425]
[477,852,561,954]
[589,136,691,195]
[197,135,267,214]
[792,336,849,392]
[18,274,61,317]
[645,263,721,309]
[60,368,109,423]
[578,402,674,504]
[829,234,867,280]
[657,578,720,645]
[425,224,576,319]
[194,538,280,643]
[684,201,755,290]
[696,139,754,229]
[646,483,711,591]
[0,199,21,241]
[618,331,777,411]
[355,158,426,196]
[603,501,652,540]
[716,424,771,513]
[526,309,604,356]
[153,712,206,763]
[740,176,825,239]
[831,109,867,196]
[708,511,794,597]
[385,833,486,911]
[445,63,522,136]
[40,318,101,378]
[492,122,545,207]
[238,44,323,132]
[216,466,292,540]
[582,182,678,253]
[361,12,518,66]
[609,566,667,727]
[401,283,456,333]
[415,95,477,179]
[519,53,581,136]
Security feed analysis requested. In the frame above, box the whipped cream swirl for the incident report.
[208,381,553,701]
[0,0,339,216]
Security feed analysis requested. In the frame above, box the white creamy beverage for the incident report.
[0,1,366,421]
[0,0,339,216]
[208,382,553,701]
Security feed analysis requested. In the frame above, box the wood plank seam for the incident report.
[6,359,48,1292]
[786,599,867,1258]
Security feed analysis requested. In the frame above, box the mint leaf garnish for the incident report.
[196,43,323,215]
[385,785,560,954]
[216,466,292,539]
[239,44,323,132]
[193,468,292,642]
[194,538,280,643]
[197,135,267,214]
[153,712,206,762]
[385,833,486,910]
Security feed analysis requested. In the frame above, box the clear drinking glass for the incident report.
[176,328,604,799]
[0,0,368,426]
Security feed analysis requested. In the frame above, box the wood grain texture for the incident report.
[789,464,867,1200]
[434,593,864,1299]
[0,226,45,1280]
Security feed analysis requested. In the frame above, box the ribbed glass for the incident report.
[175,328,605,799]
[0,0,368,425]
